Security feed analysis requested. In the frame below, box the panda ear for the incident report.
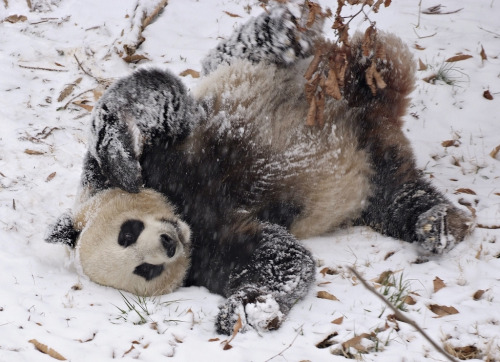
[45,211,80,248]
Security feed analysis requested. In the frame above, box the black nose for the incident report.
[161,234,177,258]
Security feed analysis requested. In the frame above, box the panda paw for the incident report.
[216,287,283,335]
[415,204,473,254]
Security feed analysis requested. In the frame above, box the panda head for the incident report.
[46,188,191,297]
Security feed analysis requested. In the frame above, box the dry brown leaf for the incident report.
[373,270,393,284]
[72,101,93,112]
[414,44,426,50]
[46,172,56,182]
[223,10,242,18]
[208,338,220,342]
[342,333,375,352]
[418,58,427,71]
[404,295,416,305]
[179,69,200,78]
[445,54,473,62]
[454,188,477,195]
[25,149,45,155]
[5,14,28,23]
[480,45,488,61]
[490,145,500,159]
[441,140,459,147]
[316,332,338,349]
[122,54,149,63]
[444,344,479,360]
[223,314,242,350]
[325,69,341,100]
[428,304,459,317]
[319,267,338,277]
[317,291,339,301]
[331,316,344,325]
[473,289,486,300]
[483,90,493,100]
[433,277,446,293]
[29,339,66,361]
[306,1,323,28]
[58,77,82,102]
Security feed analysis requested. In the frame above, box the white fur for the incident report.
[73,188,191,296]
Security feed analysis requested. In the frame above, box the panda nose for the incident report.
[161,234,177,258]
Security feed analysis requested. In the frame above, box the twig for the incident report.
[478,26,500,37]
[264,325,303,362]
[74,55,99,82]
[18,64,68,72]
[348,267,458,362]
[477,224,500,230]
[61,89,95,110]
[142,0,169,29]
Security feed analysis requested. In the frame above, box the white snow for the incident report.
[1,0,499,361]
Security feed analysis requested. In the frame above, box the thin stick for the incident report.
[18,64,68,72]
[264,325,303,362]
[142,0,169,30]
[62,89,95,110]
[74,55,99,81]
[348,267,458,362]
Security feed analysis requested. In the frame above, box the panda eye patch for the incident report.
[118,219,145,247]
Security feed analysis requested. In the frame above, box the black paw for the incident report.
[216,287,283,335]
[416,204,473,254]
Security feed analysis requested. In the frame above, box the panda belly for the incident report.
[194,59,374,239]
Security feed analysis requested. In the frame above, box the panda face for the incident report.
[74,188,191,297]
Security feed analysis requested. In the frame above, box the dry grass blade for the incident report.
[19,64,68,72]
[29,339,66,361]
[142,0,169,29]
[422,5,463,15]
[348,267,458,362]
[223,11,241,18]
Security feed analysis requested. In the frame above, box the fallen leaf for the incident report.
[428,304,459,317]
[454,188,476,195]
[331,316,344,325]
[483,90,493,100]
[414,44,425,50]
[29,339,66,361]
[317,291,339,301]
[223,11,242,18]
[208,338,220,342]
[57,77,82,102]
[418,58,427,71]
[342,333,375,352]
[179,69,200,78]
[445,54,473,62]
[404,295,416,305]
[444,344,479,360]
[122,54,149,63]
[46,172,56,182]
[25,149,45,155]
[480,45,488,61]
[316,332,338,349]
[490,145,500,159]
[223,314,242,350]
[5,14,28,23]
[433,277,446,293]
[473,289,486,300]
[441,140,459,147]
[319,267,338,277]
[373,270,393,284]
[72,101,93,112]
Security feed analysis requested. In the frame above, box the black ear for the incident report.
[45,211,80,248]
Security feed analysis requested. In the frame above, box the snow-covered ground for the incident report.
[1,0,499,361]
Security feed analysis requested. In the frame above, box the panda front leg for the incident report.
[86,68,201,194]
[201,4,323,75]
[212,223,315,335]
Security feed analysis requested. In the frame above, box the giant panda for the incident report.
[46,5,473,335]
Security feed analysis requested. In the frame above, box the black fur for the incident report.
[134,263,165,281]
[118,219,145,247]
[49,5,471,335]
[45,212,80,248]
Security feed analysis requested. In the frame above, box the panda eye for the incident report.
[118,219,145,247]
